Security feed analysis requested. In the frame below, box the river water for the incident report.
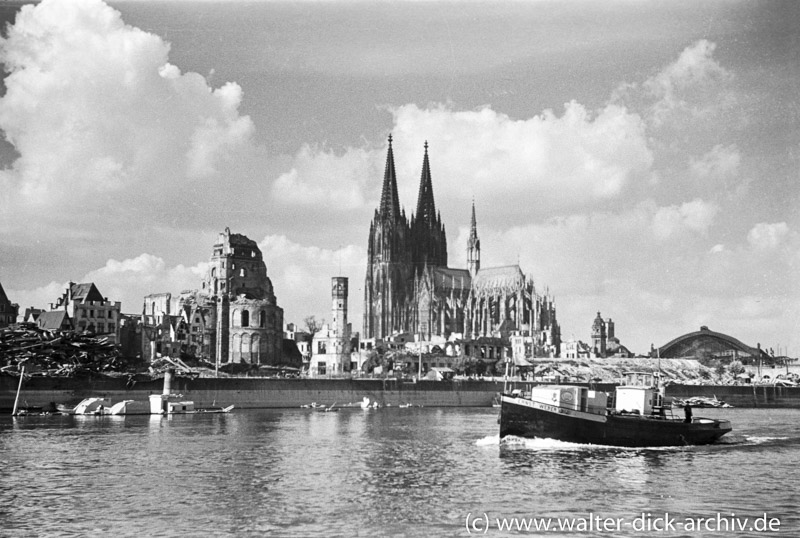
[1,407,798,537]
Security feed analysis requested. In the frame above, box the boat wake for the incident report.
[482,435,697,451]
[745,436,790,445]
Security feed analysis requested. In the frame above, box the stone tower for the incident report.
[191,228,284,365]
[332,276,348,339]
[591,312,607,357]
[364,135,412,339]
[467,200,481,278]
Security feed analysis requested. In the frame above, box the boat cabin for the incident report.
[615,371,665,415]
[528,385,608,415]
[149,393,195,414]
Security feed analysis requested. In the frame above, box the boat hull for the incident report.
[500,395,731,447]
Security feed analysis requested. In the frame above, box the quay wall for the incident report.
[4,376,800,412]
[665,383,800,408]
[0,376,507,412]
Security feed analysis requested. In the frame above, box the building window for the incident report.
[259,311,266,328]
[108,323,115,333]
[318,362,326,375]
[242,310,250,327]
[240,268,246,277]
[251,250,256,258]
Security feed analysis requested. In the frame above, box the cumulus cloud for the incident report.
[257,235,367,325]
[747,222,789,250]
[0,0,254,221]
[652,199,719,240]
[82,254,207,312]
[271,145,378,209]
[690,144,740,181]
[7,253,205,315]
[391,102,652,210]
[613,39,735,134]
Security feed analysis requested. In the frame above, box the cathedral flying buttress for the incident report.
[363,135,560,357]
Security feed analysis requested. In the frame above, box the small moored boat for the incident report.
[499,372,732,447]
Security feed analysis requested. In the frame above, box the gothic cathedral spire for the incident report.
[410,141,447,276]
[378,134,402,222]
[467,199,481,277]
[415,141,436,226]
[364,134,412,339]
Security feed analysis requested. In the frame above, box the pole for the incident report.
[12,366,25,416]
[417,343,422,379]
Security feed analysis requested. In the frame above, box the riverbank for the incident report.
[4,373,800,412]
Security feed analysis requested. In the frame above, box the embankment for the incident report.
[4,375,800,412]
[0,375,507,412]
[666,383,800,408]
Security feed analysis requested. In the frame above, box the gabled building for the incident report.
[36,310,73,331]
[0,282,20,327]
[48,282,121,343]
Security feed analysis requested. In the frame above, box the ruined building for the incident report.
[363,136,560,356]
[145,229,284,365]
[0,282,19,328]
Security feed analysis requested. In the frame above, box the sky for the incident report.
[0,0,799,355]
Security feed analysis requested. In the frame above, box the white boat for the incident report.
[72,397,112,415]
[108,399,151,415]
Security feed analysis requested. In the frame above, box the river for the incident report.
[1,407,798,537]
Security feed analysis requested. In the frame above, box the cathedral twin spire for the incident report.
[378,134,402,223]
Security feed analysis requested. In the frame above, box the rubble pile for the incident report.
[0,323,122,376]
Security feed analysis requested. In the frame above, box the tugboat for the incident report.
[499,372,732,447]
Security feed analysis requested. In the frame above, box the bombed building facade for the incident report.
[363,136,560,357]
[144,229,284,365]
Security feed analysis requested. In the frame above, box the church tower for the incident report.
[364,135,412,339]
[467,200,481,277]
[592,312,607,357]
[410,141,448,277]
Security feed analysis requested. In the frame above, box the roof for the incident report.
[659,326,765,359]
[37,311,71,330]
[431,267,471,292]
[471,265,528,296]
[0,282,11,305]
[70,283,104,303]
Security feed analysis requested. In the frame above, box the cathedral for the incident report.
[363,136,560,357]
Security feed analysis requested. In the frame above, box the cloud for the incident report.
[82,254,207,313]
[652,199,719,240]
[747,222,789,250]
[613,39,735,138]
[271,144,377,209]
[690,144,741,181]
[390,102,652,212]
[0,0,254,224]
[643,39,734,126]
[257,235,367,326]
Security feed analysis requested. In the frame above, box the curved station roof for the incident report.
[658,326,767,360]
